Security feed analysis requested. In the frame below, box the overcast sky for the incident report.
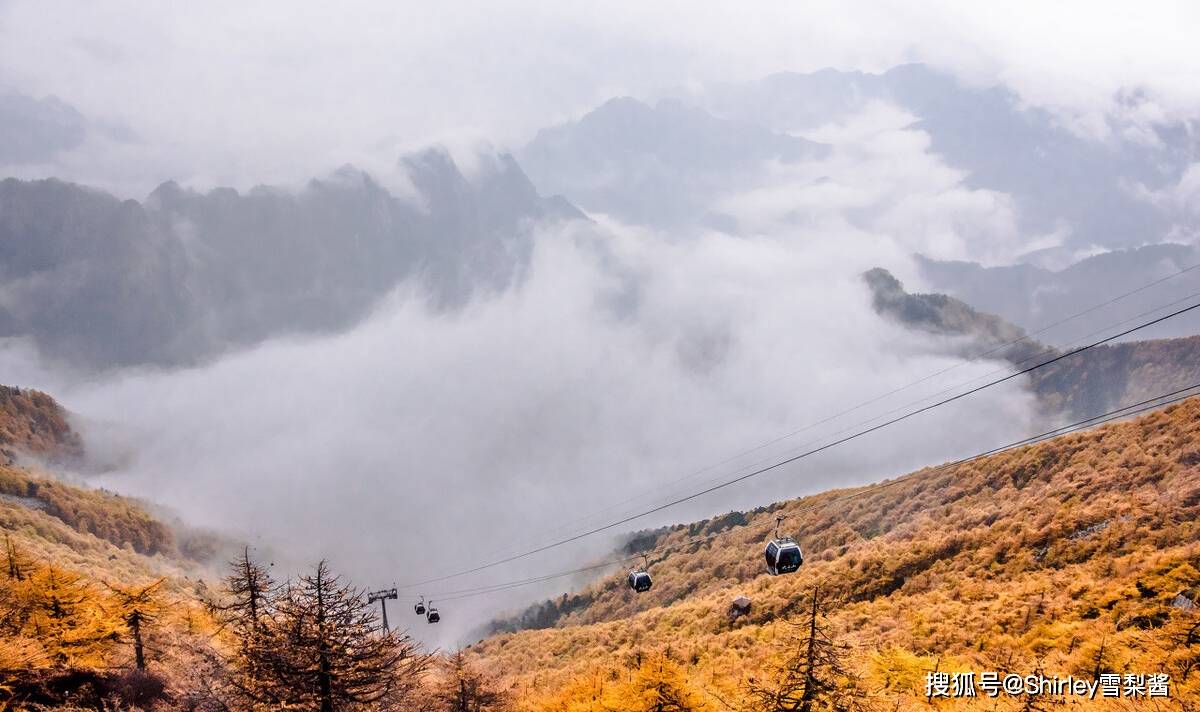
[2,1,1199,195]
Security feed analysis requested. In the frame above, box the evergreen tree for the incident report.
[529,670,611,712]
[107,578,165,671]
[222,547,275,627]
[270,560,427,711]
[617,651,708,712]
[1016,660,1052,712]
[742,590,869,712]
[213,547,289,708]
[1172,612,1199,681]
[1070,634,1121,681]
[428,649,509,712]
[0,564,42,670]
[1148,606,1199,698]
[26,565,115,668]
[4,534,29,581]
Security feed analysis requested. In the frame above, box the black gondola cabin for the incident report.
[764,537,803,575]
[628,569,653,593]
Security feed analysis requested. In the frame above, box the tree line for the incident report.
[0,540,510,711]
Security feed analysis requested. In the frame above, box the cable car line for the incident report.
[516,287,1200,555]
[730,288,1200,480]
[412,378,1200,608]
[413,381,1200,605]
[400,301,1200,591]
[408,560,634,601]
[398,299,1200,592]
[470,264,1200,562]
[467,382,1197,596]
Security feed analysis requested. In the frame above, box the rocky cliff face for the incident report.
[0,149,582,370]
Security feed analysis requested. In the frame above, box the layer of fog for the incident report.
[62,232,1032,646]
[0,107,1051,646]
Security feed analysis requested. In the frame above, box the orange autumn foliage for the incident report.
[0,386,81,464]
[474,398,1200,710]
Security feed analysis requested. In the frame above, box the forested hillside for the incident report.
[0,381,524,710]
[4,383,1199,709]
[1,384,224,707]
[0,457,219,706]
[0,456,519,710]
[866,268,1200,421]
[1030,336,1200,424]
[473,397,1200,709]
[0,386,80,464]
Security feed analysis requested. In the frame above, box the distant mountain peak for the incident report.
[520,94,827,227]
[863,267,1045,365]
[0,148,585,370]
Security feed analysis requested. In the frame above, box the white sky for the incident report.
[2,1,1199,195]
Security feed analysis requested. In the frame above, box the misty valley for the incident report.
[1,5,1200,711]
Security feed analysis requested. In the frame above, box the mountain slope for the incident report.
[915,243,1200,341]
[0,454,233,708]
[1029,335,1200,423]
[472,397,1200,708]
[0,385,216,561]
[863,267,1047,365]
[0,149,583,370]
[0,382,239,708]
[865,267,1200,421]
[0,385,81,464]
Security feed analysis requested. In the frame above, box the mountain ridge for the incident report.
[865,266,1200,421]
[0,148,584,370]
[520,95,828,227]
[915,244,1200,342]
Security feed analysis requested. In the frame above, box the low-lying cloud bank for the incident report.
[16,253,1030,642]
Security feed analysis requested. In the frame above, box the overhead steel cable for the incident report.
[510,287,1200,551]
[398,299,1200,590]
[471,262,1200,561]
[421,382,1200,603]
[402,375,1200,603]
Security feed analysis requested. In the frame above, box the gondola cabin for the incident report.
[414,597,426,615]
[628,569,653,593]
[426,606,440,624]
[764,536,803,575]
[628,553,653,593]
